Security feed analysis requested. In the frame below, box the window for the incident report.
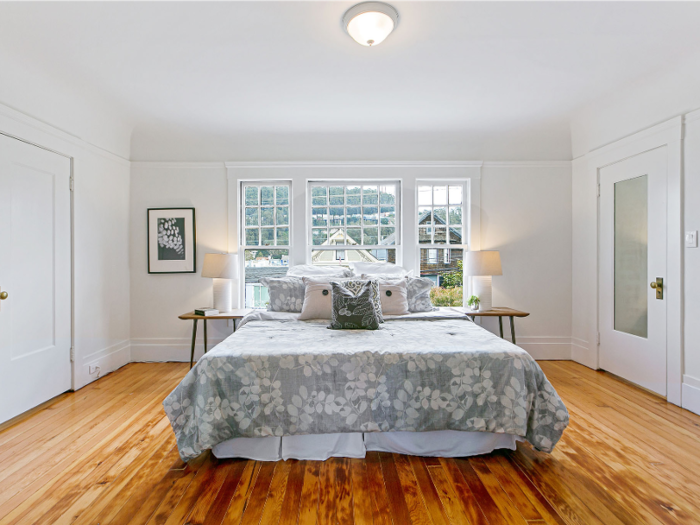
[241,182,291,308]
[417,183,467,307]
[309,182,399,266]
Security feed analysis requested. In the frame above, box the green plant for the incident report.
[467,295,480,310]
[441,260,463,288]
[430,286,463,307]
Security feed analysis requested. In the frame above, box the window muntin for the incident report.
[243,184,290,247]
[418,183,467,307]
[309,182,398,249]
[418,184,463,245]
[241,182,291,308]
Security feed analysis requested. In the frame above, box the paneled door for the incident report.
[599,147,667,396]
[0,134,72,423]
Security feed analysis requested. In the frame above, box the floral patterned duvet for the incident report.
[163,317,569,461]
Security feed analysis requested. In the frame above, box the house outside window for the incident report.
[309,181,400,267]
[417,183,467,306]
[241,182,291,308]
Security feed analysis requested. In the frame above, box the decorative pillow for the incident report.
[287,264,353,278]
[328,281,381,330]
[405,277,435,312]
[375,279,410,316]
[259,277,305,312]
[299,277,383,321]
[352,262,408,277]
[361,274,434,312]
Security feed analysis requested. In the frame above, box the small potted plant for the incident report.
[467,295,480,311]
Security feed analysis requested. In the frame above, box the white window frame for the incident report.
[415,179,472,306]
[239,180,293,307]
[307,180,402,264]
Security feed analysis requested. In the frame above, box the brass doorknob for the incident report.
[0,291,7,300]
[650,281,663,290]
[650,282,657,289]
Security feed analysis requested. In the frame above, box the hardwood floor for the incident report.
[0,361,699,525]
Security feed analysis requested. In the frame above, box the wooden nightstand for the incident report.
[179,309,253,368]
[455,307,530,344]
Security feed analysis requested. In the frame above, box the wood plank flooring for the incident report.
[0,361,699,524]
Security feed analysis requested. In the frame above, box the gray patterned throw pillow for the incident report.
[328,281,381,330]
[259,277,305,312]
[406,277,436,312]
[336,279,383,323]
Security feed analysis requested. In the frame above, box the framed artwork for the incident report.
[147,208,196,273]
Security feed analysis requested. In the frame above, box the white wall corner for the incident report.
[681,375,700,416]
[76,340,131,390]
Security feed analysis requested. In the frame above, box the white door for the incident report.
[0,134,72,423]
[599,147,667,396]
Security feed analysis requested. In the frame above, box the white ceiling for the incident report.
[1,1,700,161]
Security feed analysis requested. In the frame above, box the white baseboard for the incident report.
[76,340,131,390]
[131,337,227,363]
[516,337,572,360]
[682,375,700,416]
[571,337,598,369]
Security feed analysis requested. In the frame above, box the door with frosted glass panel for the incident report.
[599,147,667,396]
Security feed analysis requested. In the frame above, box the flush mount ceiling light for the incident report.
[343,2,399,47]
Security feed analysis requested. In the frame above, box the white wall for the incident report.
[570,58,700,414]
[480,164,572,359]
[683,110,700,415]
[130,161,572,361]
[0,103,131,390]
[129,163,234,362]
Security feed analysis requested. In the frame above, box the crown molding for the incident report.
[481,161,571,168]
[0,102,130,167]
[224,161,484,169]
[685,108,700,124]
[131,161,226,170]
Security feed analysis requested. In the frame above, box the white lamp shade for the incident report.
[343,2,399,47]
[463,251,502,276]
[201,253,239,279]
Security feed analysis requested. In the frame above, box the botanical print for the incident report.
[158,218,185,260]
[164,318,569,461]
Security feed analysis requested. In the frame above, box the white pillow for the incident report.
[287,264,353,278]
[351,262,408,277]
[361,274,434,313]
[375,279,410,316]
[298,276,344,319]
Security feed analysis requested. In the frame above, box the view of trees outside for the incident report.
[310,184,397,247]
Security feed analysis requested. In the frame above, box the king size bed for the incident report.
[164,308,569,462]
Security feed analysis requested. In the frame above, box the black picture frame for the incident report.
[147,207,197,274]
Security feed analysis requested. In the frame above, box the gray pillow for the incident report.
[328,281,381,330]
[406,277,436,312]
[259,276,305,312]
[334,278,383,323]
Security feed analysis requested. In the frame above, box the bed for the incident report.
[163,308,569,462]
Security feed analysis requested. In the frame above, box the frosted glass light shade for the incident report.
[463,251,502,276]
[202,253,238,279]
[343,2,399,47]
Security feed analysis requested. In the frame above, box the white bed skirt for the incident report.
[212,430,520,461]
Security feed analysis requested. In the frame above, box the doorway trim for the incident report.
[0,129,75,391]
[589,116,683,405]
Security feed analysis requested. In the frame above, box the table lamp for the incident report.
[463,250,502,311]
[202,253,239,312]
